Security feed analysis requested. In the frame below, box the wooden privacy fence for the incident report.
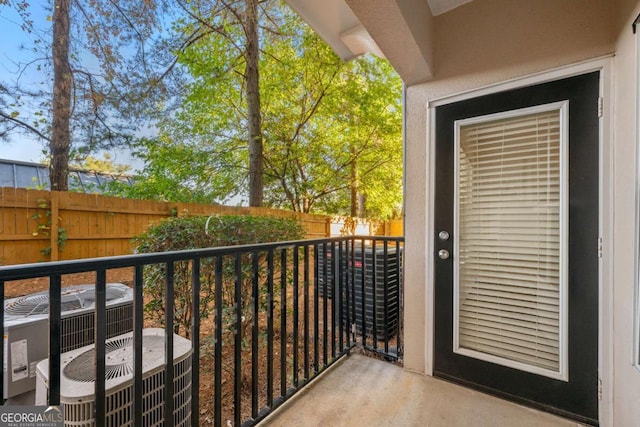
[0,188,403,266]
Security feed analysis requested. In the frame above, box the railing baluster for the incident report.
[280,248,287,398]
[338,240,344,353]
[330,241,336,360]
[322,242,328,366]
[292,246,299,387]
[234,253,242,427]
[350,239,356,345]
[372,239,378,350]
[95,270,107,427]
[48,274,61,407]
[383,241,390,354]
[133,265,144,427]
[313,244,319,374]
[267,250,274,407]
[191,259,201,427]
[360,239,367,348]
[214,256,223,427]
[397,239,403,358]
[303,245,310,381]
[251,252,260,419]
[165,262,175,427]
[345,240,351,348]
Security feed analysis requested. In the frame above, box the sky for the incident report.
[0,3,142,171]
[0,4,48,164]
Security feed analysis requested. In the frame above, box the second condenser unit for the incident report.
[3,283,134,400]
[317,243,402,338]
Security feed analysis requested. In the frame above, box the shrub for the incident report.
[134,214,306,337]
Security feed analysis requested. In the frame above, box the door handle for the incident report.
[438,249,450,260]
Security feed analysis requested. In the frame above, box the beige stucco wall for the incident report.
[610,1,640,425]
[404,0,615,374]
[402,0,639,424]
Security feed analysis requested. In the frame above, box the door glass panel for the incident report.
[454,103,568,380]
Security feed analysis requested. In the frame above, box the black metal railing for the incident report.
[0,236,403,427]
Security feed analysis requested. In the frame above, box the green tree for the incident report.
[107,136,240,204]
[136,5,403,218]
[261,34,402,217]
[170,0,267,206]
[50,0,72,191]
[0,0,171,190]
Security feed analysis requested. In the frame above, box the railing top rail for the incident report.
[0,235,404,281]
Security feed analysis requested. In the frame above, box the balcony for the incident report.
[260,353,576,427]
[0,235,575,426]
[0,236,400,426]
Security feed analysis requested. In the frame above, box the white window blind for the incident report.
[454,104,567,379]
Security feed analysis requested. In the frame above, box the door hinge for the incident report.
[598,97,604,118]
[598,378,603,401]
[598,237,603,258]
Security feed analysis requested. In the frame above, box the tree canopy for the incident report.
[112,3,403,218]
[1,0,403,219]
[0,0,174,189]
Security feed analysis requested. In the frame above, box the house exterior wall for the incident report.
[404,0,615,373]
[609,1,640,425]
[402,0,640,424]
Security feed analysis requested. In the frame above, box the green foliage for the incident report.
[3,0,403,218]
[135,214,305,251]
[130,3,403,218]
[134,214,305,337]
[105,136,242,204]
[31,198,67,258]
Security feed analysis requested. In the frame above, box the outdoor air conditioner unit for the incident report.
[35,328,193,427]
[3,283,133,401]
[348,245,402,339]
[317,245,402,338]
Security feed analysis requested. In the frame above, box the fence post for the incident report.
[325,217,331,237]
[50,191,60,261]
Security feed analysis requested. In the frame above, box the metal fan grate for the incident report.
[63,335,166,383]
[4,284,128,317]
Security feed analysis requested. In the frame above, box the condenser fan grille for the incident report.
[63,335,166,383]
[4,284,129,316]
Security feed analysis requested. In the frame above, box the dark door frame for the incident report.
[425,65,609,426]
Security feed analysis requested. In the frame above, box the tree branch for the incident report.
[0,110,50,141]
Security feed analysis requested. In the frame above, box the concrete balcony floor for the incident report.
[260,353,582,427]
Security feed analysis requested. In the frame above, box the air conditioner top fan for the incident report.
[64,333,165,382]
[36,328,192,401]
[4,283,131,322]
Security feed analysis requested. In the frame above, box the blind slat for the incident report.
[457,108,563,373]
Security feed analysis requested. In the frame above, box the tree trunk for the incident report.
[357,193,366,217]
[245,0,263,207]
[350,148,358,217]
[50,0,72,191]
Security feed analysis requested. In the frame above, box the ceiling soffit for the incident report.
[427,0,475,16]
[284,0,473,84]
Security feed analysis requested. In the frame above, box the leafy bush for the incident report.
[134,214,306,337]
